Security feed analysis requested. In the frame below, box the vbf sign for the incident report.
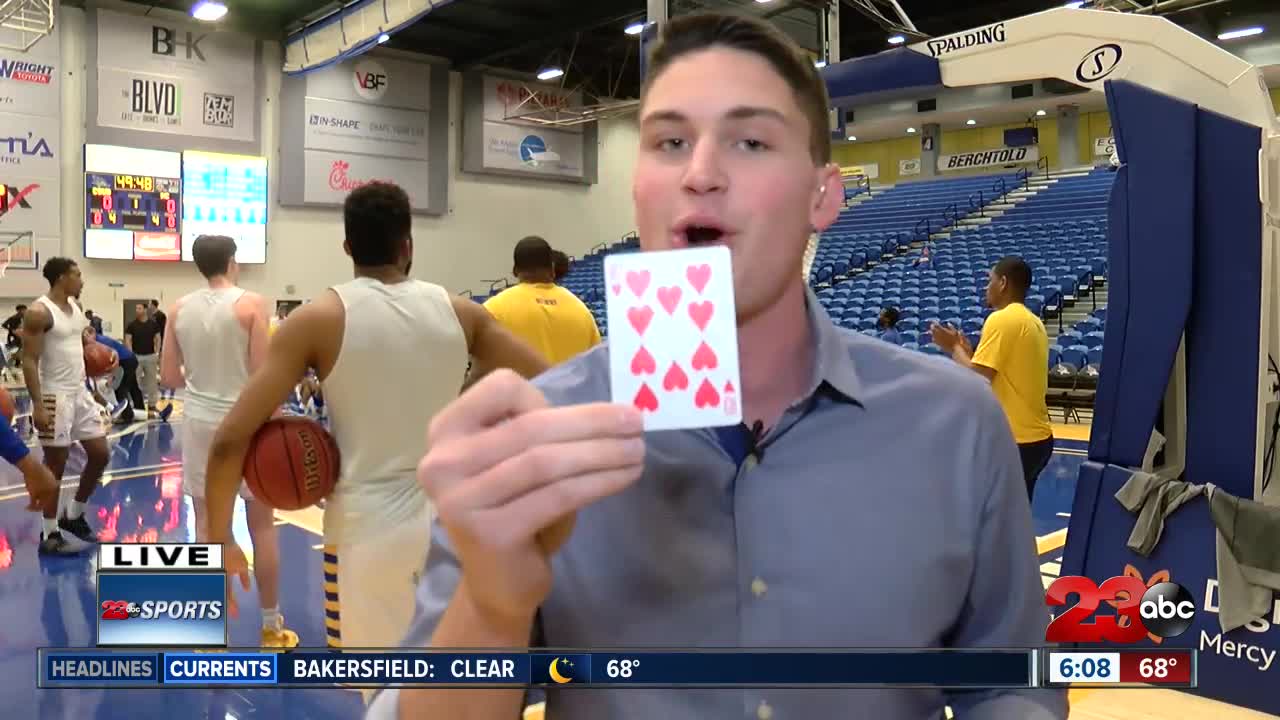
[352,59,388,100]
[1046,575,1196,643]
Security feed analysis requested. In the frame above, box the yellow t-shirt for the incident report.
[483,283,601,365]
[971,302,1052,444]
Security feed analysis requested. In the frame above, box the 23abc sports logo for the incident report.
[1046,574,1196,643]
[100,599,224,622]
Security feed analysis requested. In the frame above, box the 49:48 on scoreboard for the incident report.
[95,544,228,648]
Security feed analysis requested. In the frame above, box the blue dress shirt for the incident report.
[368,291,1067,720]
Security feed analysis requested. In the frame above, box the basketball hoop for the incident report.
[0,232,33,277]
[0,0,53,52]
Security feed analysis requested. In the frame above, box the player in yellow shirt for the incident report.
[484,236,601,365]
[932,256,1053,499]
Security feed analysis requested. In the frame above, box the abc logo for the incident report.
[1139,582,1195,638]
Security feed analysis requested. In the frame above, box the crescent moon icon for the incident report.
[548,658,572,684]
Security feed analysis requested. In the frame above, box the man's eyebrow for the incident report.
[640,106,789,125]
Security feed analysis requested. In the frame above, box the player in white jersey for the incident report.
[21,257,117,555]
[159,234,298,648]
[204,183,547,693]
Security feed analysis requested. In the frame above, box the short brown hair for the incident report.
[192,235,237,278]
[641,12,832,165]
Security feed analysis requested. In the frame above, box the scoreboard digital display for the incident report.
[86,173,181,233]
[181,151,267,264]
[84,145,183,261]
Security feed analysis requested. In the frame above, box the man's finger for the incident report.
[238,567,250,591]
[429,370,549,442]
[479,466,645,544]
[443,434,646,510]
[427,404,643,491]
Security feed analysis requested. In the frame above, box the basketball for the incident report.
[83,342,115,377]
[243,416,340,510]
[0,386,13,421]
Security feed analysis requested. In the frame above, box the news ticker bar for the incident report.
[38,649,1197,689]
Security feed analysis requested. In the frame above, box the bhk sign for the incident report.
[938,146,1039,172]
[95,8,256,142]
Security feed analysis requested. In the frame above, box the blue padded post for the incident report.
[1068,465,1280,715]
[1186,108,1264,499]
[1088,80,1195,467]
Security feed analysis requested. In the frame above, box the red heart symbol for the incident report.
[627,305,654,336]
[688,300,714,331]
[724,381,736,393]
[694,378,720,408]
[626,270,651,298]
[691,341,718,371]
[686,264,712,294]
[630,346,656,376]
[611,283,622,296]
[662,361,689,391]
[633,383,659,412]
[657,285,682,315]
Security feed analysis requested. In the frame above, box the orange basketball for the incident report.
[0,386,14,421]
[84,342,115,377]
[243,416,340,510]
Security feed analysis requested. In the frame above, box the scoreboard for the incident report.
[83,144,268,264]
[84,145,183,261]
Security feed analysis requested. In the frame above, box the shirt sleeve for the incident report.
[971,311,1011,372]
[0,417,30,465]
[943,392,1068,719]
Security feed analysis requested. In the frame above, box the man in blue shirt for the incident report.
[91,329,143,424]
[358,13,1065,720]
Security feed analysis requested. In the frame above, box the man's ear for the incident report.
[810,163,844,233]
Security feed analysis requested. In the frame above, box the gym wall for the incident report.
[52,6,638,333]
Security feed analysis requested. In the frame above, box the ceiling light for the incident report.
[1063,1,1084,8]
[537,67,564,81]
[190,0,227,21]
[814,60,827,68]
[1218,27,1263,40]
[887,35,905,45]
[377,33,390,44]
[847,135,856,141]
[754,0,776,3]
[1035,109,1047,116]
[906,127,916,133]
[966,119,976,125]
[624,22,645,35]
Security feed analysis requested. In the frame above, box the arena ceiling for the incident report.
[135,0,1278,102]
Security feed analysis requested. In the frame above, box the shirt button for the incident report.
[751,577,768,597]
[757,700,774,720]
[742,453,759,471]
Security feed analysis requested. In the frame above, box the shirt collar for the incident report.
[803,287,864,406]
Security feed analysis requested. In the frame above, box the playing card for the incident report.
[604,245,742,431]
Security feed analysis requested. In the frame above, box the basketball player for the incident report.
[204,182,548,677]
[159,234,297,648]
[21,257,116,554]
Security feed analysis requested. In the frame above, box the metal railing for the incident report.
[969,190,986,217]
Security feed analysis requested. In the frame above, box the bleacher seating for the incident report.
[809,172,1020,287]
[466,169,1115,375]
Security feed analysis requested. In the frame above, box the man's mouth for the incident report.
[673,219,730,248]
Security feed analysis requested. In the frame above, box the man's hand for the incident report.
[419,370,645,625]
[223,542,252,618]
[32,405,51,433]
[930,322,964,352]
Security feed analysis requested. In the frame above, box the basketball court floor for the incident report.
[0,414,1270,719]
